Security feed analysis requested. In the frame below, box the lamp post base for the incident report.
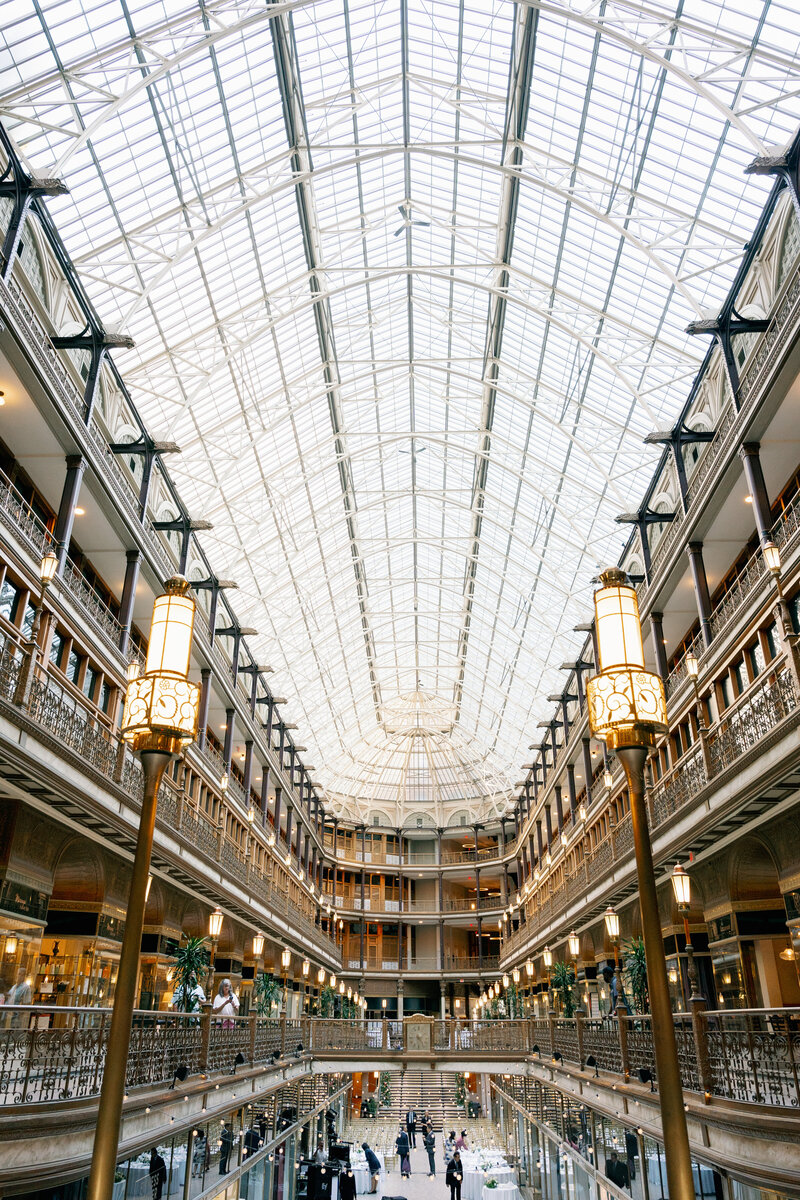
[86,749,173,1200]
[615,744,696,1200]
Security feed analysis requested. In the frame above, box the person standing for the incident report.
[444,1131,456,1167]
[219,1123,235,1174]
[361,1141,382,1194]
[604,1151,629,1188]
[446,1150,463,1200]
[424,1128,436,1178]
[395,1126,411,1178]
[339,1167,357,1200]
[244,1125,261,1159]
[405,1107,418,1148]
[213,978,240,1027]
[149,1148,167,1200]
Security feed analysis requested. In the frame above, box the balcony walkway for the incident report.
[2,1011,800,1118]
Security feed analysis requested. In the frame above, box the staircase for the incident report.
[379,1071,466,1129]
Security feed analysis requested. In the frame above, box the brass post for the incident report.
[199,1004,211,1070]
[575,1010,585,1069]
[617,744,695,1200]
[86,748,172,1200]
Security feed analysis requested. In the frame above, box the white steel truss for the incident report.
[2,0,799,821]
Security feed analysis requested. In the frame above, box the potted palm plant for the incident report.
[171,937,209,1011]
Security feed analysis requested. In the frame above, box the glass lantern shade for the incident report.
[512,968,520,984]
[347,987,352,999]
[543,946,553,968]
[121,577,200,745]
[6,935,18,956]
[330,974,336,987]
[281,948,291,970]
[39,550,58,586]
[587,569,667,747]
[671,863,691,911]
[502,974,510,988]
[209,907,224,938]
[604,906,620,941]
[302,959,310,976]
[525,959,534,978]
[145,584,195,676]
[339,981,345,994]
[317,968,326,984]
[685,652,699,678]
[568,931,580,959]
[763,540,781,573]
[594,569,645,670]
[253,933,265,957]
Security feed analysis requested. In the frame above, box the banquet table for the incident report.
[481,1183,521,1200]
[457,1151,515,1200]
[346,1149,385,1194]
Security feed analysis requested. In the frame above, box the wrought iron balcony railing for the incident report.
[3,1010,798,1117]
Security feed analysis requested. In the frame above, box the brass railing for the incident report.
[5,1010,796,1114]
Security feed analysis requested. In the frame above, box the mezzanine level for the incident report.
[0,633,340,967]
[3,1010,799,1119]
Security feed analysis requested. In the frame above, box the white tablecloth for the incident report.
[482,1183,521,1200]
[463,1167,515,1200]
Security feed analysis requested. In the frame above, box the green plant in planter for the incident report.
[379,1071,391,1108]
[550,961,576,1018]
[623,937,649,1013]
[315,983,336,1017]
[455,1071,467,1107]
[171,936,209,1012]
[254,972,281,1016]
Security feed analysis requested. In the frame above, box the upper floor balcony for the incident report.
[0,628,340,968]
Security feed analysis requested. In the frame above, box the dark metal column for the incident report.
[118,549,141,656]
[273,785,282,839]
[242,740,254,800]
[687,542,713,648]
[260,766,271,825]
[566,764,577,822]
[222,709,235,777]
[53,454,87,571]
[740,442,773,544]
[196,668,211,751]
[650,611,669,679]
[581,738,593,809]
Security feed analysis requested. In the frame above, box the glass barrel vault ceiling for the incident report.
[2,0,800,820]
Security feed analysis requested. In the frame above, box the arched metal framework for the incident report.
[2,0,799,818]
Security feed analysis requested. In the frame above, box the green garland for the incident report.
[379,1071,392,1108]
[455,1071,467,1108]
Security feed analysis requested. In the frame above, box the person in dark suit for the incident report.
[625,1130,638,1181]
[149,1148,167,1200]
[339,1168,357,1200]
[446,1151,463,1200]
[605,1151,630,1188]
[424,1128,436,1177]
[405,1108,418,1147]
[395,1126,411,1177]
[219,1124,235,1174]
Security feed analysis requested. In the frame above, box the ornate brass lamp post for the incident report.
[671,864,702,1000]
[302,958,310,1012]
[87,576,200,1200]
[603,905,628,1009]
[586,567,694,1199]
[207,906,223,996]
[281,947,292,1013]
